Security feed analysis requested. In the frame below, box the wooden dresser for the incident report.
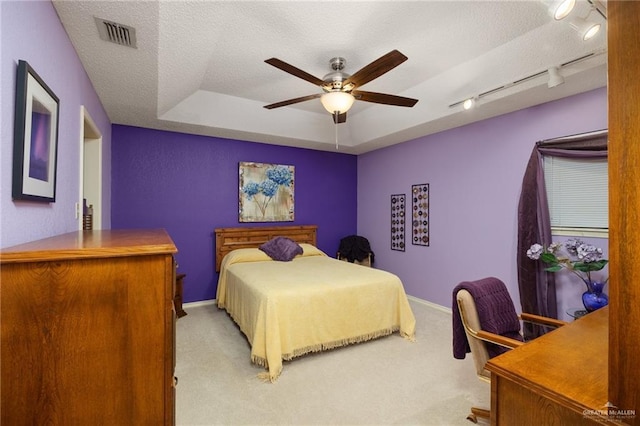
[0,229,177,425]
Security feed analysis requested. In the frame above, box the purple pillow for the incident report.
[259,237,303,261]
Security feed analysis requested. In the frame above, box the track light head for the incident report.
[547,67,565,88]
[569,17,601,40]
[548,0,576,20]
[462,98,475,110]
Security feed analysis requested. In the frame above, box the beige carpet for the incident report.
[175,298,489,425]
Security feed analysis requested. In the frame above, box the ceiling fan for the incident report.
[264,50,419,124]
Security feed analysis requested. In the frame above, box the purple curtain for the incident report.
[517,130,608,339]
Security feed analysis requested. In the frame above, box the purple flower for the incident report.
[576,243,604,263]
[564,238,583,256]
[526,244,544,260]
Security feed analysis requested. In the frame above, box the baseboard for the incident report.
[407,295,452,315]
[183,299,217,309]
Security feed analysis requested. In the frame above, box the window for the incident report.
[543,156,608,235]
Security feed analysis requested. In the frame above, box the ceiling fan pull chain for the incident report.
[334,112,339,150]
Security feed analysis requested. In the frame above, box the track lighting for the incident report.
[462,98,476,110]
[547,67,565,88]
[547,0,576,20]
[543,0,604,41]
[569,16,601,40]
[449,49,606,111]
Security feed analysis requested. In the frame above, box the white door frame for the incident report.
[79,106,103,230]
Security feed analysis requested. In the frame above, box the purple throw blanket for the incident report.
[452,277,523,360]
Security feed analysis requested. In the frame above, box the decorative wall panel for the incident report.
[411,184,429,246]
[391,194,405,251]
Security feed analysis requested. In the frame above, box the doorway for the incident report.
[80,107,102,230]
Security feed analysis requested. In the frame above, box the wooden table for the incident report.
[486,307,624,425]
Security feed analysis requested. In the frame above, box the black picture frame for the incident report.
[12,60,60,202]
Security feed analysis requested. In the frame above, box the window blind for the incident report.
[543,156,608,229]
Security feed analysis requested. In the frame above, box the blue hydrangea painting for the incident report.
[239,162,294,222]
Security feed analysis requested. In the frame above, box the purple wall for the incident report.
[357,88,607,321]
[111,125,357,303]
[1,1,111,248]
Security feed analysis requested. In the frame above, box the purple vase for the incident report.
[582,281,609,312]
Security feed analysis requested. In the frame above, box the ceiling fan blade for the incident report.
[343,50,408,89]
[332,112,347,124]
[264,93,322,110]
[352,90,418,107]
[265,58,325,87]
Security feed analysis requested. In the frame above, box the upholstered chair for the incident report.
[453,277,567,423]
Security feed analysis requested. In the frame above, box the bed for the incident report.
[215,225,416,382]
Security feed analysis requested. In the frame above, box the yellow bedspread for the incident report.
[216,244,416,382]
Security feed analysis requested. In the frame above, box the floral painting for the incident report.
[239,162,294,222]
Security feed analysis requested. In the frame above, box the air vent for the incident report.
[94,17,137,48]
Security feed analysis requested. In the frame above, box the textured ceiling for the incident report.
[52,0,608,154]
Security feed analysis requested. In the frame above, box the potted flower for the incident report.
[526,238,609,312]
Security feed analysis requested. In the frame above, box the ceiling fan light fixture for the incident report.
[321,91,355,114]
[264,50,416,124]
[548,0,576,20]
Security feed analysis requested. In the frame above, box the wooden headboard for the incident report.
[214,225,317,272]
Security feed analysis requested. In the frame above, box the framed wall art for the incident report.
[239,162,294,222]
[411,183,429,246]
[391,194,405,251]
[12,60,60,202]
